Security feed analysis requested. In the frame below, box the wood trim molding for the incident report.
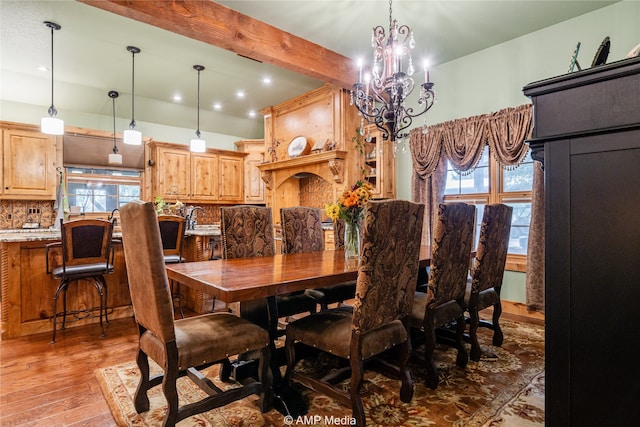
[78,0,356,89]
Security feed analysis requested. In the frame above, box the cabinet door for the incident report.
[155,147,190,199]
[219,155,243,202]
[2,128,57,199]
[190,152,219,201]
[362,126,395,199]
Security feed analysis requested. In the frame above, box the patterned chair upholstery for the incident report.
[409,202,475,389]
[119,201,271,426]
[284,200,424,426]
[305,219,357,310]
[280,206,325,254]
[465,203,512,361]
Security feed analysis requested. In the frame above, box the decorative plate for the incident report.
[287,136,310,158]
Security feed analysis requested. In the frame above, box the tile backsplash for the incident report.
[0,200,55,229]
[0,200,223,230]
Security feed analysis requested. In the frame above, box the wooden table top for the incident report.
[166,246,433,304]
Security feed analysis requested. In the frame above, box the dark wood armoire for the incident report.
[524,56,640,426]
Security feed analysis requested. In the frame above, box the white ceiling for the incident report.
[0,0,619,139]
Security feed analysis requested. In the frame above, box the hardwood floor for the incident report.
[0,316,140,426]
[0,304,543,426]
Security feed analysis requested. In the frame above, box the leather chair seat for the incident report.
[305,282,356,307]
[140,313,269,371]
[52,263,113,279]
[275,292,318,318]
[411,292,465,330]
[287,305,408,361]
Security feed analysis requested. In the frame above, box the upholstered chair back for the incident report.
[351,200,424,334]
[158,214,186,263]
[472,204,513,294]
[120,201,176,343]
[221,206,275,259]
[60,218,113,268]
[333,218,345,250]
[280,206,324,254]
[426,202,476,308]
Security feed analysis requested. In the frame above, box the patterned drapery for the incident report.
[410,103,544,312]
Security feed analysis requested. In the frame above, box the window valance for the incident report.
[410,104,533,178]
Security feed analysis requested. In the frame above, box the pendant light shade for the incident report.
[190,65,206,153]
[41,21,64,135]
[108,91,123,165]
[123,46,142,145]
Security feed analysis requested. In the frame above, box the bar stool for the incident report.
[46,218,115,343]
[158,214,187,318]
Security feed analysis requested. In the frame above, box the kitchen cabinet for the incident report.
[524,57,640,426]
[235,139,266,204]
[148,141,244,204]
[1,123,59,200]
[360,124,395,199]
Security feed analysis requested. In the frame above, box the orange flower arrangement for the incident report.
[325,180,375,224]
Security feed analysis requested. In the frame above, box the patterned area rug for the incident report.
[95,319,544,426]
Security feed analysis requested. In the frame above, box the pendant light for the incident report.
[190,65,206,153]
[41,21,64,135]
[108,91,123,165]
[123,46,142,145]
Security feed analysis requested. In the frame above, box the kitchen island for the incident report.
[0,225,221,340]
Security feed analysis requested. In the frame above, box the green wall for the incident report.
[395,0,640,304]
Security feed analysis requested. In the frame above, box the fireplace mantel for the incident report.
[257,150,348,190]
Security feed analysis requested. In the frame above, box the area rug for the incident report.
[95,319,544,426]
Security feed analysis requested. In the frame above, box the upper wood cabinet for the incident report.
[361,125,395,199]
[148,142,244,204]
[235,139,266,204]
[1,123,59,200]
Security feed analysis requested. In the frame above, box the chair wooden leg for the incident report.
[455,315,469,368]
[258,345,272,412]
[349,356,366,426]
[283,336,296,384]
[469,305,482,362]
[492,301,504,347]
[161,359,179,427]
[134,349,151,413]
[399,339,414,403]
[424,313,439,389]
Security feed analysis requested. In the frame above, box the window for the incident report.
[66,167,141,214]
[443,146,533,271]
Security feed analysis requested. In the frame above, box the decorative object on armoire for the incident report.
[108,91,122,165]
[190,65,206,153]
[591,36,610,67]
[123,46,142,145]
[568,42,582,72]
[325,181,374,260]
[628,43,640,58]
[350,0,435,145]
[41,21,64,135]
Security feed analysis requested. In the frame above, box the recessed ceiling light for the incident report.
[236,90,245,98]
[248,110,256,118]
[37,65,49,72]
[262,76,272,85]
[213,102,222,110]
[173,94,182,102]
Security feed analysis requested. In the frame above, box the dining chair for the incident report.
[45,218,115,343]
[158,214,187,318]
[409,202,475,389]
[465,203,512,361]
[221,206,316,333]
[284,199,424,426]
[119,201,271,426]
[305,218,357,310]
[278,206,325,320]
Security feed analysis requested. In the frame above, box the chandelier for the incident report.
[351,0,435,144]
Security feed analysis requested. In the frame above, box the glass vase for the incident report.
[344,219,361,260]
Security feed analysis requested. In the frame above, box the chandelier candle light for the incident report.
[41,21,64,135]
[351,0,435,147]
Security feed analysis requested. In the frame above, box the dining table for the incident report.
[165,246,435,416]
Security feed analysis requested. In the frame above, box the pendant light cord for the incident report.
[193,65,205,139]
[109,91,119,154]
[126,46,141,130]
[44,21,61,117]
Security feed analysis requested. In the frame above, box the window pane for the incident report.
[503,151,533,192]
[65,167,141,213]
[505,201,531,255]
[444,146,489,195]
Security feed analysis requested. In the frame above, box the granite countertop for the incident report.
[0,224,221,243]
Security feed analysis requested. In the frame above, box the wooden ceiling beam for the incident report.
[78,0,356,89]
